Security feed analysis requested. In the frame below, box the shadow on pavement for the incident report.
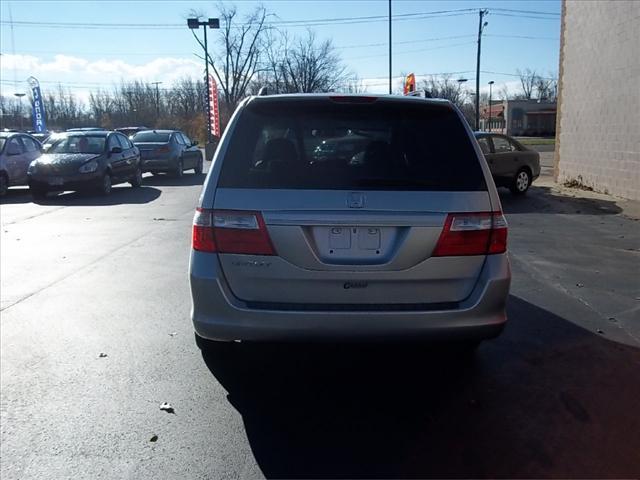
[501,185,622,215]
[142,173,205,187]
[0,188,33,205]
[201,295,640,478]
[33,186,161,206]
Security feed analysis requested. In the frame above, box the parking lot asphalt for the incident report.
[1,167,639,479]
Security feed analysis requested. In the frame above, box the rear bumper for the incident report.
[141,156,176,172]
[190,253,511,341]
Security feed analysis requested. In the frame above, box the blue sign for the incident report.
[28,76,47,133]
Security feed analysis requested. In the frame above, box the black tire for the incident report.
[510,168,532,195]
[98,172,112,196]
[0,173,8,197]
[173,159,184,178]
[195,333,236,356]
[194,157,203,175]
[130,168,143,188]
[30,186,48,200]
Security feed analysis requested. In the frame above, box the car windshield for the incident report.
[0,138,5,152]
[48,135,106,154]
[132,131,171,143]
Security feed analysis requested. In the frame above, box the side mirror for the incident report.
[110,146,123,155]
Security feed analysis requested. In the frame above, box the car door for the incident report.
[4,137,27,185]
[116,134,137,177]
[173,132,188,166]
[490,135,518,179]
[178,132,198,168]
[18,136,43,184]
[106,133,127,180]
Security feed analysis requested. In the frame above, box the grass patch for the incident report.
[516,138,556,146]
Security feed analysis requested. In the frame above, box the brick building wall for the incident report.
[554,0,640,200]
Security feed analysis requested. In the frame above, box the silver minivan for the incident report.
[190,94,511,346]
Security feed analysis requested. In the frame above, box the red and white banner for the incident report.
[207,74,220,138]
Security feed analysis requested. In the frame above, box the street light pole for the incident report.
[151,81,162,120]
[388,0,392,94]
[188,17,219,146]
[475,9,488,131]
[488,80,494,132]
[14,92,25,131]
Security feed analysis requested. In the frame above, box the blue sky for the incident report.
[0,0,561,99]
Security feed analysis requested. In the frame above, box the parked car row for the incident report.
[0,128,203,198]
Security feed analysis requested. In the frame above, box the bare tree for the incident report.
[421,75,468,108]
[341,74,367,94]
[191,5,271,111]
[516,68,537,100]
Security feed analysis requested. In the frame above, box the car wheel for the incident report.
[195,333,236,356]
[0,173,8,196]
[30,185,48,200]
[194,157,203,175]
[130,168,143,188]
[511,168,531,195]
[174,159,184,178]
[99,172,112,196]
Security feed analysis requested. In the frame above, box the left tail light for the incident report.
[156,145,170,154]
[192,209,275,255]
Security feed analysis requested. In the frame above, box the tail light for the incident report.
[192,209,275,255]
[433,212,507,257]
[156,145,170,154]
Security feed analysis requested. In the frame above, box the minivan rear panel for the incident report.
[209,97,494,308]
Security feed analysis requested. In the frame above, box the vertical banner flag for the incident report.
[403,73,416,95]
[28,76,47,133]
[207,75,220,138]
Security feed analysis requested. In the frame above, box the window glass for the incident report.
[116,134,131,150]
[180,133,192,146]
[107,135,120,151]
[22,137,40,153]
[132,131,170,143]
[219,101,486,191]
[476,137,491,155]
[492,136,513,153]
[174,133,186,145]
[6,138,24,155]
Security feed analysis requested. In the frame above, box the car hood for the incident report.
[34,153,101,175]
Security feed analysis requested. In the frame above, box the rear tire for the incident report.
[173,159,183,178]
[0,173,8,196]
[194,157,203,175]
[98,172,112,196]
[30,185,48,200]
[510,168,531,195]
[130,168,142,188]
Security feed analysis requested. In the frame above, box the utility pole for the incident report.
[475,9,488,131]
[151,81,162,120]
[388,0,392,94]
[188,17,219,147]
[14,92,25,130]
[488,80,494,132]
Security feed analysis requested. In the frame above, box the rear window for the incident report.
[218,100,486,191]
[132,131,170,143]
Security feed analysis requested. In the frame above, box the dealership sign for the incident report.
[28,76,47,133]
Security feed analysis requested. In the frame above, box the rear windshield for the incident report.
[218,100,486,191]
[132,131,170,143]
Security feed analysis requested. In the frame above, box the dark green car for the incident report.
[474,132,541,195]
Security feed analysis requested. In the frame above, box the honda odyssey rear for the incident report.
[190,94,510,343]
